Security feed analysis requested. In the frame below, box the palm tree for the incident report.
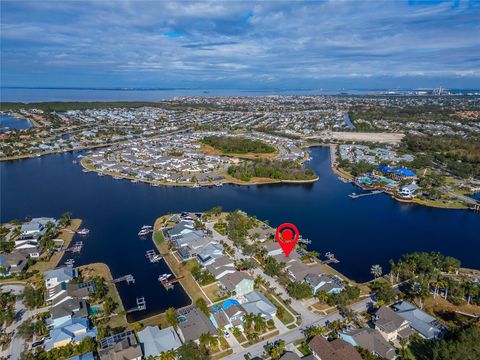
[243,313,255,331]
[246,331,259,344]
[371,264,383,279]
[316,290,329,304]
[253,314,266,333]
[199,332,216,349]
[165,307,178,328]
[159,350,176,360]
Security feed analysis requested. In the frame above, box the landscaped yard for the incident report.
[153,230,164,246]
[262,291,295,325]
[203,283,228,303]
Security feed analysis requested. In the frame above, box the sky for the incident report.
[1,0,480,89]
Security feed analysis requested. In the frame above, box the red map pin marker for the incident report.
[275,223,299,257]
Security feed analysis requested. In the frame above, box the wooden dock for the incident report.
[146,250,162,263]
[298,237,311,245]
[109,274,135,285]
[160,276,184,290]
[324,252,340,264]
[126,297,146,313]
[349,190,382,199]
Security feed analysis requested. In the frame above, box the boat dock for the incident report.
[126,297,146,313]
[324,252,340,264]
[349,190,383,199]
[298,237,312,245]
[66,241,83,253]
[159,276,184,290]
[109,274,135,285]
[146,250,162,263]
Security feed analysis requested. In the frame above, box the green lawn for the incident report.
[154,230,164,245]
[263,292,295,325]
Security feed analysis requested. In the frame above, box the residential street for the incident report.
[1,285,51,360]
[224,295,374,360]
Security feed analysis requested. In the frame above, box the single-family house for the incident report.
[398,183,421,198]
[176,305,217,343]
[138,326,182,358]
[44,318,97,350]
[241,291,277,319]
[392,301,447,339]
[0,252,28,275]
[263,242,284,257]
[49,298,89,328]
[44,267,78,289]
[218,271,254,297]
[98,331,142,360]
[373,306,414,342]
[308,334,362,360]
[304,273,345,295]
[340,328,396,360]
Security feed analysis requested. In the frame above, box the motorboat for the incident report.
[76,228,90,235]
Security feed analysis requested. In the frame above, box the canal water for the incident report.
[1,114,32,132]
[1,147,479,321]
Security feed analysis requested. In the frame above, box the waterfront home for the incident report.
[278,352,305,360]
[240,291,277,319]
[218,271,254,297]
[247,226,274,242]
[47,280,95,305]
[263,241,284,257]
[397,183,421,199]
[196,242,224,266]
[44,266,78,289]
[138,326,182,357]
[373,306,414,343]
[206,256,236,279]
[286,260,322,282]
[308,334,362,360]
[98,331,142,360]
[0,252,28,275]
[49,298,89,328]
[44,318,97,350]
[176,305,217,343]
[339,328,397,360]
[392,301,447,339]
[20,217,57,236]
[167,220,196,240]
[304,273,345,295]
[272,249,300,265]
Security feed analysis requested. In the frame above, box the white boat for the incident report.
[131,179,139,183]
[158,274,169,281]
[76,228,90,235]
[77,155,84,159]
[141,225,152,230]
[192,184,200,188]
[138,229,151,236]
[215,183,223,187]
[98,173,104,177]
[82,169,91,173]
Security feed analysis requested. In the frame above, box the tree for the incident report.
[302,325,328,340]
[159,350,176,360]
[370,280,396,304]
[103,296,117,315]
[176,340,209,360]
[16,319,35,340]
[22,286,44,309]
[243,313,255,331]
[287,281,313,300]
[195,298,209,316]
[253,314,267,333]
[199,332,216,350]
[370,264,383,279]
[165,307,178,328]
[263,339,286,360]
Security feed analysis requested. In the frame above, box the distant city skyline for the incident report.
[1,0,479,89]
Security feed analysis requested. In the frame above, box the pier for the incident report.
[65,241,83,254]
[126,297,146,313]
[109,274,135,285]
[349,190,382,199]
[324,252,340,264]
[159,276,184,290]
[146,249,162,263]
[298,237,312,245]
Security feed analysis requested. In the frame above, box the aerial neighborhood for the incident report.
[2,207,478,360]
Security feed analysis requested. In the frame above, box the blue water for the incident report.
[1,147,479,321]
[0,114,32,132]
[0,88,380,102]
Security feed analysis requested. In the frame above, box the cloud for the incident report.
[1,0,479,88]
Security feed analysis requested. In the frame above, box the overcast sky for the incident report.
[1,0,479,89]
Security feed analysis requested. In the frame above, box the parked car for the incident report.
[223,329,230,338]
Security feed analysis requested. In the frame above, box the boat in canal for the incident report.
[76,228,90,235]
